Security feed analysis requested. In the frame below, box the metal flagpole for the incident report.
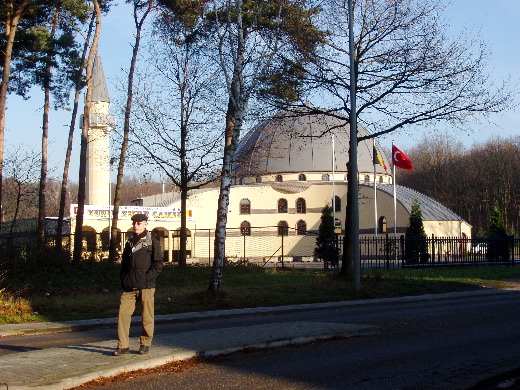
[373,139,378,260]
[332,133,336,223]
[392,140,397,240]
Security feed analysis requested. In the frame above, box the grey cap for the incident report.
[131,213,148,222]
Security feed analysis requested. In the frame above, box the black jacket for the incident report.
[120,230,163,291]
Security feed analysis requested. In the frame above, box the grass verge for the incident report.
[1,261,519,324]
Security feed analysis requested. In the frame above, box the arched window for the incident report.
[275,174,283,182]
[379,176,384,184]
[332,196,341,212]
[296,198,306,213]
[238,177,244,185]
[379,216,387,233]
[240,198,251,214]
[344,174,348,181]
[298,173,307,181]
[296,220,307,235]
[322,173,330,181]
[364,175,370,183]
[277,221,289,236]
[240,221,251,236]
[278,198,288,213]
[256,176,262,183]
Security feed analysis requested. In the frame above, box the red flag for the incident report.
[392,145,413,171]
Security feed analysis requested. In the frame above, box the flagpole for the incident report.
[392,141,397,241]
[373,139,378,261]
[332,133,336,224]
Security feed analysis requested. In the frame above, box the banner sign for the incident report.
[70,205,194,221]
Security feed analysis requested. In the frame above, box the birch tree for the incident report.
[207,0,324,291]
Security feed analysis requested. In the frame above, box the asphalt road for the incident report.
[2,291,520,389]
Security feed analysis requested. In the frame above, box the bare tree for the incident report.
[0,0,33,230]
[129,32,223,266]
[3,146,40,238]
[303,0,515,278]
[109,0,155,263]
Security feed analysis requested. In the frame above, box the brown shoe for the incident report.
[112,347,129,356]
[138,345,149,355]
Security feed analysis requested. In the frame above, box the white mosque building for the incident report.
[71,57,471,263]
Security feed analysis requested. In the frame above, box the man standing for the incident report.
[113,213,163,356]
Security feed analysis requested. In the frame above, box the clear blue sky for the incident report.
[5,0,519,179]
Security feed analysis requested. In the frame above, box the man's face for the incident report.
[132,220,148,235]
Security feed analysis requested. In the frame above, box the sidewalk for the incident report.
[0,289,516,390]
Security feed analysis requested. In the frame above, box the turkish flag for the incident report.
[392,145,413,171]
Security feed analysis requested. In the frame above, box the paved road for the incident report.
[3,290,518,389]
[85,290,520,390]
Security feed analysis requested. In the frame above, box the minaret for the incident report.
[85,55,116,205]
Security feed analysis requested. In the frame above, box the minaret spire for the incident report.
[85,53,116,206]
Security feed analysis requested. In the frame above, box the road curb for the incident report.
[1,288,517,338]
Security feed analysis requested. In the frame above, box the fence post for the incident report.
[400,235,405,267]
[430,234,435,264]
[281,231,284,267]
[243,234,246,262]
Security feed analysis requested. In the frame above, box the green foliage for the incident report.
[488,202,507,237]
[487,202,510,261]
[405,197,428,263]
[314,204,339,267]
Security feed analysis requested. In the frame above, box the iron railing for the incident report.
[1,229,518,269]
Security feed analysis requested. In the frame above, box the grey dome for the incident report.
[234,108,388,176]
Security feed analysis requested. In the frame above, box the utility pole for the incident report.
[348,0,361,291]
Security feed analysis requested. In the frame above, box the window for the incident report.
[344,174,348,181]
[240,221,251,236]
[364,175,370,183]
[322,173,330,181]
[332,195,341,212]
[298,173,307,181]
[296,198,306,213]
[240,198,251,214]
[296,220,307,235]
[275,174,283,182]
[379,216,387,233]
[277,221,289,236]
[278,198,288,213]
[238,177,244,185]
[256,176,262,183]
[379,176,384,184]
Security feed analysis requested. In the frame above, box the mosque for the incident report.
[71,56,472,262]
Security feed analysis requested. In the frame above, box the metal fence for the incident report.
[1,229,518,269]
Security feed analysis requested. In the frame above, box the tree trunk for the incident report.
[0,0,31,231]
[109,0,154,262]
[37,10,59,252]
[208,0,246,291]
[73,0,102,264]
[209,95,242,291]
[56,15,95,252]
